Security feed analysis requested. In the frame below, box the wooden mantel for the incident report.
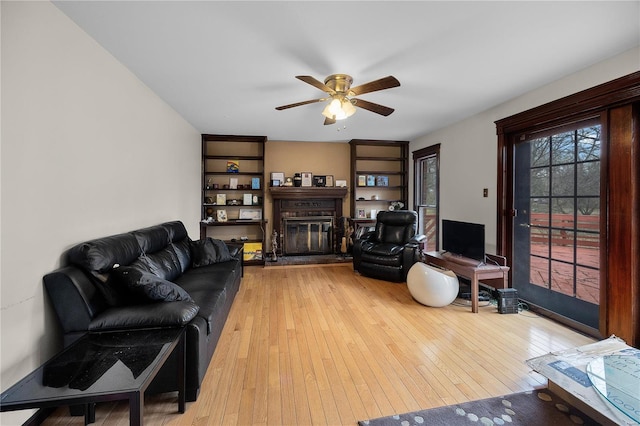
[269,186,348,200]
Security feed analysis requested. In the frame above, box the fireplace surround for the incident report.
[270,187,348,255]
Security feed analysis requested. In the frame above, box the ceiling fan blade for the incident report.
[352,98,395,116]
[349,76,400,96]
[275,98,325,110]
[324,117,336,125]
[296,75,335,94]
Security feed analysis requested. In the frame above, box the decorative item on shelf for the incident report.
[358,197,365,201]
[239,209,262,220]
[293,173,302,187]
[313,175,326,187]
[376,176,389,186]
[227,199,242,206]
[357,208,366,219]
[205,207,214,216]
[271,179,281,187]
[284,177,294,186]
[243,242,263,261]
[271,229,278,262]
[201,216,215,224]
[229,177,238,189]
[326,175,334,187]
[216,210,228,222]
[226,160,239,173]
[371,194,379,200]
[389,201,405,211]
[223,184,230,189]
[213,183,219,189]
[205,178,214,190]
[243,193,253,205]
[366,175,376,186]
[216,194,226,205]
[251,177,260,189]
[205,197,214,204]
[357,175,366,187]
[301,172,312,187]
[370,209,377,218]
[336,179,347,187]
[237,184,245,190]
[252,195,260,205]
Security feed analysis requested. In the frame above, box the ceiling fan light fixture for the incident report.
[321,97,355,120]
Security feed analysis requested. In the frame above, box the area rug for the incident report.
[358,389,600,425]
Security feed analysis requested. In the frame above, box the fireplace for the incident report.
[270,187,348,255]
[283,217,333,255]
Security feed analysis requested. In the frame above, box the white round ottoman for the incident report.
[407,263,459,307]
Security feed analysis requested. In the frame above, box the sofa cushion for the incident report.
[88,301,200,331]
[68,233,141,274]
[111,266,193,303]
[190,238,233,268]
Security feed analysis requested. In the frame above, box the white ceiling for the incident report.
[54,1,640,142]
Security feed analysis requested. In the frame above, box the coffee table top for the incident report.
[1,327,184,410]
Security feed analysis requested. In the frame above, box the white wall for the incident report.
[0,2,200,423]
[410,47,640,255]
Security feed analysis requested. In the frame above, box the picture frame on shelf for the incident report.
[243,193,253,205]
[239,208,262,220]
[326,175,334,187]
[271,179,281,187]
[270,172,285,182]
[357,208,366,219]
[336,179,347,188]
[376,176,389,186]
[366,175,376,186]
[312,175,326,187]
[216,209,228,222]
[226,160,240,173]
[229,177,238,189]
[357,175,366,187]
[216,193,226,205]
[301,172,313,187]
[370,209,377,218]
[251,177,260,189]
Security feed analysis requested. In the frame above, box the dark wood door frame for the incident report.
[495,72,640,345]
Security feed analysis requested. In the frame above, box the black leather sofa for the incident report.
[352,210,425,282]
[43,221,243,402]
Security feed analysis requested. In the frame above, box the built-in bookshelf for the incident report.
[200,134,267,265]
[349,139,409,220]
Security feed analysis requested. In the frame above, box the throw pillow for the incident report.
[111,266,193,303]
[190,238,233,268]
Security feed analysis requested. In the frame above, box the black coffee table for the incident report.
[0,327,185,425]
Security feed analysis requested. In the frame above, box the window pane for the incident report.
[552,131,575,165]
[577,126,601,161]
[530,168,549,196]
[551,260,574,296]
[577,162,600,196]
[551,229,574,262]
[576,266,599,304]
[531,137,550,167]
[551,164,574,196]
[530,256,549,288]
[551,197,574,218]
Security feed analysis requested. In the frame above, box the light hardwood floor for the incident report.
[43,263,595,425]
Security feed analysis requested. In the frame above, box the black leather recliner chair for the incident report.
[352,210,426,282]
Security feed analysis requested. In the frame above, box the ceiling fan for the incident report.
[275,74,400,125]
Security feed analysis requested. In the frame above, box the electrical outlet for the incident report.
[483,188,488,197]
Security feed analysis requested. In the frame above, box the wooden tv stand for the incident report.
[423,251,510,313]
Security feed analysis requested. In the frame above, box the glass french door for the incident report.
[513,120,601,328]
[413,145,439,252]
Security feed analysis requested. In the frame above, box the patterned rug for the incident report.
[358,389,600,426]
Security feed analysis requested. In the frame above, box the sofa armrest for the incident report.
[88,301,200,331]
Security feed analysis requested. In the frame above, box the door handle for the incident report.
[519,223,531,228]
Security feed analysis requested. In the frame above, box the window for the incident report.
[413,144,440,252]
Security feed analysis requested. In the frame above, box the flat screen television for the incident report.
[442,220,485,262]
